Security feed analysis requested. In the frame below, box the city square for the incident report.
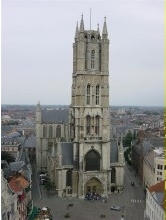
[32,164,145,220]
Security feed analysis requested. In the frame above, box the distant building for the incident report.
[23,135,36,161]
[132,139,153,180]
[143,147,165,188]
[1,141,22,160]
[36,15,124,198]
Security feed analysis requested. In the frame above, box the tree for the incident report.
[1,152,15,163]
[123,131,133,147]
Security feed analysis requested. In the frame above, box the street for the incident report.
[32,164,145,220]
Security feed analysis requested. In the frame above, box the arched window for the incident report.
[56,125,61,138]
[91,50,95,69]
[111,168,116,183]
[85,150,100,171]
[43,126,47,138]
[95,115,100,135]
[49,125,53,138]
[86,115,91,135]
[87,85,90,105]
[66,170,72,186]
[96,85,100,105]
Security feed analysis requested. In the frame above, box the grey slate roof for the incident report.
[23,135,36,148]
[2,168,13,178]
[155,192,164,206]
[9,161,25,171]
[61,142,73,166]
[144,150,155,168]
[41,109,69,124]
[134,140,153,156]
[149,137,164,148]
[1,136,25,146]
[110,140,118,163]
[142,141,154,156]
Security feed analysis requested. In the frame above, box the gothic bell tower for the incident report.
[69,15,111,198]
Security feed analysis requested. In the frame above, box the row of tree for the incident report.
[123,131,135,166]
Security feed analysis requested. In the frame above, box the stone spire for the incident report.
[102,16,108,35]
[80,14,84,32]
[75,21,79,38]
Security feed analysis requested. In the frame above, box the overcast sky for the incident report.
[2,0,164,106]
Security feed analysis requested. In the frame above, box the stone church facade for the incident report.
[36,15,124,198]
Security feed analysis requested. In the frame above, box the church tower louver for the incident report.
[69,15,111,198]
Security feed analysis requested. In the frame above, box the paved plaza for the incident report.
[32,164,145,220]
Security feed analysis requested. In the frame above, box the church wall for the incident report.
[78,171,111,198]
[115,166,124,189]
[72,170,78,197]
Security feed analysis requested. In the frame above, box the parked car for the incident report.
[40,173,47,178]
[110,206,121,211]
[40,179,47,185]
[131,181,135,186]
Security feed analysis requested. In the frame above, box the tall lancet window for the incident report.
[43,126,47,138]
[87,85,90,105]
[111,168,116,183]
[86,115,91,135]
[66,170,72,187]
[56,125,61,138]
[49,125,53,138]
[96,85,100,105]
[95,115,100,135]
[91,50,95,69]
[85,150,100,171]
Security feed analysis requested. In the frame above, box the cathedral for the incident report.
[36,15,124,198]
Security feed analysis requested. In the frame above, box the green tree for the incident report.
[1,152,15,163]
[123,131,133,147]
[44,180,56,192]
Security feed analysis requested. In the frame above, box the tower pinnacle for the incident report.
[80,14,84,32]
[102,16,108,35]
[75,21,79,38]
[97,23,100,33]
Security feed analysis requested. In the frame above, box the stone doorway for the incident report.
[85,177,103,195]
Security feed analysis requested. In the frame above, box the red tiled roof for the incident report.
[148,179,165,193]
[8,175,30,193]
[148,179,166,211]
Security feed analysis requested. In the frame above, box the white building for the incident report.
[143,147,165,188]
[145,180,165,220]
[154,149,165,184]
[1,170,18,220]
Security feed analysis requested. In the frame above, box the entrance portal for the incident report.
[85,177,103,195]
